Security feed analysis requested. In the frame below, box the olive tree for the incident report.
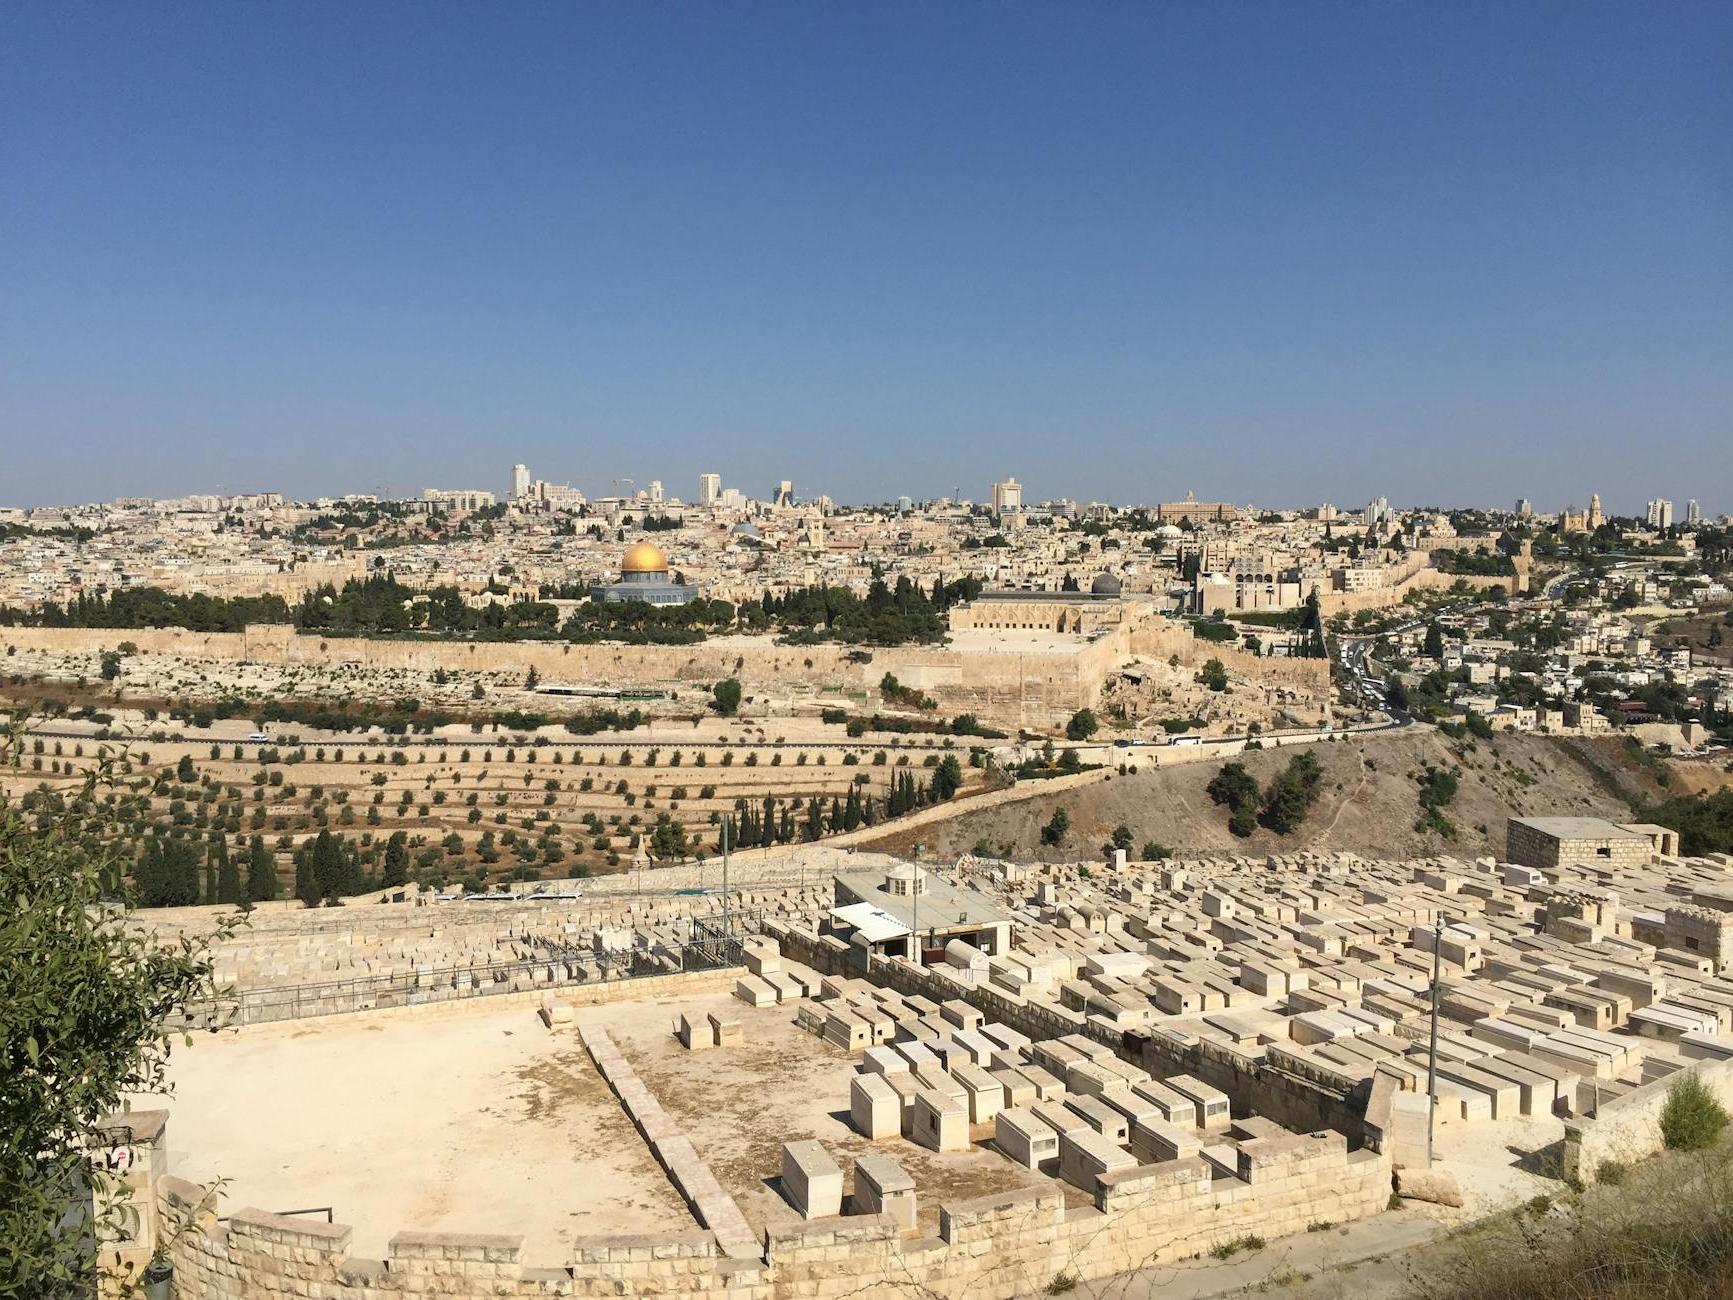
[1,718,233,1293]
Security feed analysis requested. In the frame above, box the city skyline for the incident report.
[3,3,1729,509]
[0,459,1720,524]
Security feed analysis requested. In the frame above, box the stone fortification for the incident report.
[0,610,1327,731]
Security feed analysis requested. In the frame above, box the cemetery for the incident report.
[96,819,1733,1298]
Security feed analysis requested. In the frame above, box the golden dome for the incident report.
[621,541,670,574]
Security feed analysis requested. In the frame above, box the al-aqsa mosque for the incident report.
[590,540,699,606]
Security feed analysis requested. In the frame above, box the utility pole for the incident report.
[721,813,731,933]
[911,843,925,966]
[1426,915,1444,1168]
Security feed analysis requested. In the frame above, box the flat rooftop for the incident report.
[833,868,1016,933]
[1511,816,1646,839]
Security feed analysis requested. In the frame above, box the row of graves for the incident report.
[957,848,1733,1131]
[782,964,1381,1212]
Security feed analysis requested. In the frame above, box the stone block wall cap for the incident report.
[389,1228,525,1254]
[940,1184,1064,1219]
[97,1109,169,1144]
[767,1213,897,1249]
[229,1207,355,1245]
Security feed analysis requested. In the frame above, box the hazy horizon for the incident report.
[4,3,1728,511]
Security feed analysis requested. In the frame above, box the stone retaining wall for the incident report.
[138,1114,1389,1299]
[1563,1057,1733,1184]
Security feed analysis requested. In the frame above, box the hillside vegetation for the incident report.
[863,730,1714,864]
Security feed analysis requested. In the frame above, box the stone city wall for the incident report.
[0,624,1114,731]
[1124,620,1333,694]
[1316,567,1516,618]
[1,608,1331,732]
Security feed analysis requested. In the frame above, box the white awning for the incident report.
[829,902,911,944]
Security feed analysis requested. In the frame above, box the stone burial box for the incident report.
[676,1011,710,1050]
[851,1155,917,1231]
[781,1140,843,1220]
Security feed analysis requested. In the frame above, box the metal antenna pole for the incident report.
[1426,916,1443,1168]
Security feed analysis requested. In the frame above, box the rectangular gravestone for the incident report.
[850,1072,900,1140]
[852,1155,916,1231]
[781,1140,842,1220]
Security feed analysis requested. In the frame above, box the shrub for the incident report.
[1660,1073,1728,1151]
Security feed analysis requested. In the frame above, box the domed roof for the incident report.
[1090,571,1123,595]
[621,541,670,574]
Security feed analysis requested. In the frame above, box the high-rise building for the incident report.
[774,480,795,508]
[1365,497,1389,526]
[990,477,1023,514]
[648,480,664,504]
[1516,498,1532,517]
[1647,498,1674,529]
[424,488,496,513]
[1687,500,1702,525]
[511,463,530,500]
[698,473,721,506]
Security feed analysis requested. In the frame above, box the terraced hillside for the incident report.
[863,730,1722,864]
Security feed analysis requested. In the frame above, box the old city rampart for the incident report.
[0,615,1329,729]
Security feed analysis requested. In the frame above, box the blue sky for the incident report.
[3,2,1728,512]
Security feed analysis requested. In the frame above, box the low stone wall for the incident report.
[579,1024,760,1259]
[1563,1058,1733,1184]
[836,765,1112,850]
[142,1118,1390,1299]
[1137,1030,1373,1143]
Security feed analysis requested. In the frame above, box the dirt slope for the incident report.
[861,730,1698,864]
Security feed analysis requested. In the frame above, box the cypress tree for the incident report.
[343,843,366,896]
[216,838,241,905]
[383,831,409,887]
[134,837,163,907]
[294,842,318,908]
[247,835,278,902]
[312,829,344,903]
